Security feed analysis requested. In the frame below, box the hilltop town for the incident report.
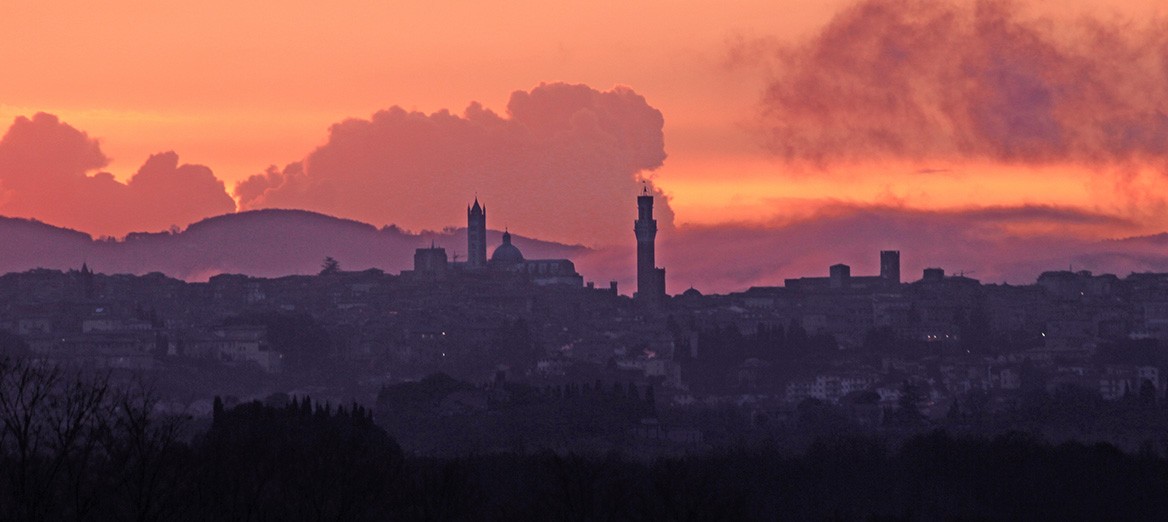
[2,192,1168,453]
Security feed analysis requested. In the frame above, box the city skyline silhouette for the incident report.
[4,2,1168,519]
[2,1,1166,294]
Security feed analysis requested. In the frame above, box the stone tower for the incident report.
[880,250,901,285]
[634,186,665,303]
[467,198,487,268]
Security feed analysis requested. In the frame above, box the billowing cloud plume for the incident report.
[754,0,1168,166]
[235,82,672,246]
[0,113,236,236]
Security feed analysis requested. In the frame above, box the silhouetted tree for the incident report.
[1140,379,1158,406]
[0,358,190,520]
[946,399,961,423]
[645,384,657,417]
[957,303,993,354]
[889,381,927,427]
[320,256,341,275]
[224,312,332,373]
[0,330,29,358]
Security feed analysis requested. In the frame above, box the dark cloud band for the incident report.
[754,0,1168,166]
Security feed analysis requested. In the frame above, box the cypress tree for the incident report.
[645,384,657,416]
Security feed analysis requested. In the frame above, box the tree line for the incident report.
[5,357,1168,520]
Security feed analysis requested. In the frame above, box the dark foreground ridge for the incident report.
[2,358,1168,521]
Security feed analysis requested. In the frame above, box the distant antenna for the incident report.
[452,251,461,263]
[641,181,649,195]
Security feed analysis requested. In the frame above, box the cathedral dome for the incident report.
[490,231,524,267]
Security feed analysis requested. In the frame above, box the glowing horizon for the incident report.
[3,0,1168,292]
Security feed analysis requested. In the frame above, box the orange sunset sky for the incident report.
[2,0,1168,291]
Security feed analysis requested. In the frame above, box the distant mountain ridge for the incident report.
[1,210,1165,293]
[0,209,590,280]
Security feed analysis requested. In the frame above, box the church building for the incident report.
[410,198,583,287]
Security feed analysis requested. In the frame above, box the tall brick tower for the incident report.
[634,186,665,303]
[467,198,487,268]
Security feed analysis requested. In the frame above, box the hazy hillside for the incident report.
[1,209,1164,292]
[0,216,94,271]
[0,209,590,280]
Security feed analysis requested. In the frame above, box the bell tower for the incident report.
[634,186,665,303]
[467,198,487,268]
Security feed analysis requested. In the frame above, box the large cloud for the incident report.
[235,82,672,246]
[753,0,1168,166]
[0,113,236,236]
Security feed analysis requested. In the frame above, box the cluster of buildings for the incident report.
[406,189,668,305]
[1,265,283,372]
[718,251,1168,354]
[1,190,1167,435]
[777,359,1162,416]
[407,198,586,288]
[658,254,1168,428]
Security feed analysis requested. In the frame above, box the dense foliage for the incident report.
[5,358,1168,521]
